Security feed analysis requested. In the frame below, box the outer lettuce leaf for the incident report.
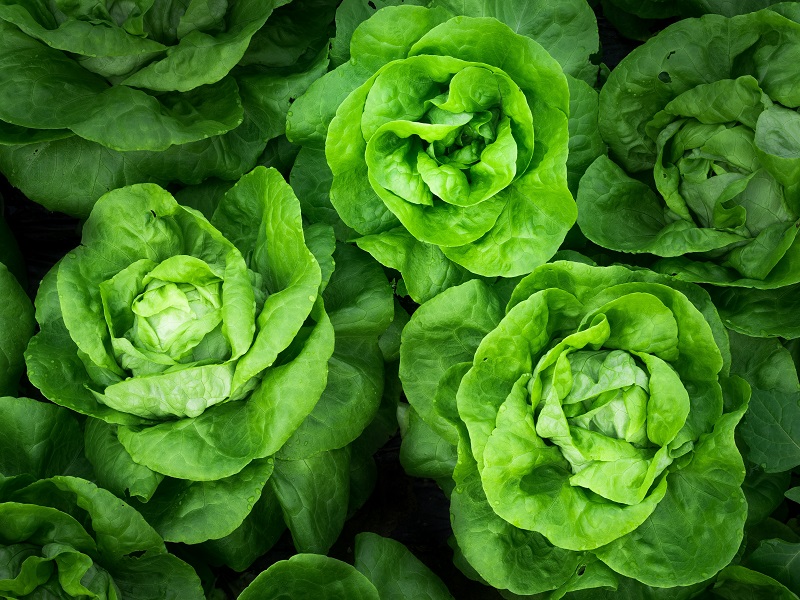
[0,396,90,484]
[728,332,800,472]
[353,532,455,599]
[236,534,452,599]
[278,244,393,459]
[239,554,380,600]
[746,540,800,596]
[0,261,33,397]
[701,565,800,599]
[328,0,599,84]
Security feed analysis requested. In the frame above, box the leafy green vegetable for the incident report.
[604,0,786,21]
[23,167,392,566]
[399,261,750,593]
[746,540,800,596]
[237,533,452,599]
[728,332,800,472]
[694,566,799,599]
[577,7,800,338]
[0,396,204,600]
[287,2,603,299]
[0,0,336,217]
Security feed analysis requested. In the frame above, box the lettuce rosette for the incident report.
[577,5,800,338]
[0,0,337,217]
[399,260,751,595]
[0,396,204,599]
[23,166,394,568]
[286,0,604,299]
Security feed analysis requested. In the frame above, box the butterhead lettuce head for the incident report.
[288,5,578,282]
[399,261,751,595]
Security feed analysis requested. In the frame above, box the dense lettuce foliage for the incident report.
[286,0,604,299]
[577,6,800,338]
[0,0,337,217]
[237,533,453,599]
[399,261,751,594]
[0,396,205,599]
[23,167,394,567]
[1,2,799,597]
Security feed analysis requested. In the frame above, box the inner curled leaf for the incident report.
[362,58,534,211]
[527,293,689,507]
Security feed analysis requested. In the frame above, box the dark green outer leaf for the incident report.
[130,459,274,545]
[0,262,34,396]
[271,447,351,554]
[354,532,454,599]
[399,279,503,441]
[0,21,243,152]
[238,554,380,600]
[729,332,800,471]
[711,284,800,339]
[746,539,800,596]
[0,397,88,481]
[197,482,286,572]
[707,565,800,600]
[278,244,393,460]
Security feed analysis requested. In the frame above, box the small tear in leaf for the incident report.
[577,565,586,576]
[667,50,676,59]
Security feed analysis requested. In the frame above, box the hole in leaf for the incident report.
[368,1,376,8]
[289,97,295,104]
[149,210,157,218]
[667,50,676,59]
[658,71,672,84]
[577,565,586,576]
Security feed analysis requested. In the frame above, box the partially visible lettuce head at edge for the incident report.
[399,260,751,596]
[23,167,344,562]
[287,3,582,288]
[577,5,800,338]
[0,0,336,217]
[0,396,205,600]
